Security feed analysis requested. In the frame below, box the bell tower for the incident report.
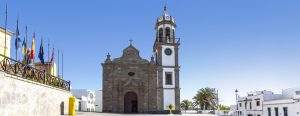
[153,5,180,112]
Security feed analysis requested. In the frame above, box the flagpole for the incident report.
[48,39,50,62]
[51,46,54,76]
[15,21,17,61]
[62,51,64,79]
[51,45,54,76]
[57,49,60,78]
[24,26,28,63]
[39,36,44,64]
[25,26,28,43]
[4,3,8,56]
[15,16,19,61]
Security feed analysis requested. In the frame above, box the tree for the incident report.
[218,104,230,114]
[193,87,218,111]
[180,99,192,113]
[167,104,175,114]
[218,104,230,110]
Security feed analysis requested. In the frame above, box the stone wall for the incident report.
[0,71,72,116]
[102,45,158,113]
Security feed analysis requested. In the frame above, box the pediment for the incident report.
[112,44,149,63]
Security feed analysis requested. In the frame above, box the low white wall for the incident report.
[0,71,72,116]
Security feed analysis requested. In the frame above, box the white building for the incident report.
[94,90,102,112]
[236,90,282,116]
[71,89,96,112]
[229,105,238,116]
[236,88,300,116]
[0,27,12,59]
[263,88,300,116]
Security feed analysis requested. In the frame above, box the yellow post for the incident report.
[69,96,76,116]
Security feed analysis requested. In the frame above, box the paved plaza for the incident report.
[72,112,218,116]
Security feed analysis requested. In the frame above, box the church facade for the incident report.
[102,6,181,113]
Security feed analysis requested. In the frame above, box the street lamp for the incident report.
[235,89,239,116]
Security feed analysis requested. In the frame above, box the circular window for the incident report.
[128,72,135,76]
[164,48,172,56]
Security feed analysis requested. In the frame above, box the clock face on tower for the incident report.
[164,48,172,55]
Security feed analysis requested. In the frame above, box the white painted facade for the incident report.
[163,89,175,110]
[236,90,282,116]
[71,89,96,112]
[0,27,12,59]
[94,90,102,112]
[161,45,175,66]
[161,45,176,110]
[229,105,238,116]
[263,88,300,116]
[236,88,300,116]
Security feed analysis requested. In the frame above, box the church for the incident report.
[102,6,181,113]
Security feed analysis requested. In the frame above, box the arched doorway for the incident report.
[124,92,138,113]
[60,102,64,115]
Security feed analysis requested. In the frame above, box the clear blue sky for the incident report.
[2,0,300,105]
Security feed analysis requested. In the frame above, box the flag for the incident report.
[30,33,36,60]
[27,48,31,64]
[49,47,55,76]
[15,19,21,50]
[38,38,44,64]
[21,37,28,64]
[22,37,27,55]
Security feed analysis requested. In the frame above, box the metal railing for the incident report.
[156,37,180,44]
[0,54,70,91]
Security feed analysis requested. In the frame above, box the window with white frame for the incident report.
[165,72,172,85]
[256,101,260,106]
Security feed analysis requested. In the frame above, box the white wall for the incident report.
[163,89,175,110]
[71,89,95,112]
[0,29,12,58]
[161,45,175,66]
[237,89,300,116]
[237,92,266,116]
[162,68,176,110]
[0,71,71,116]
[263,99,300,116]
[161,45,176,110]
[95,90,102,112]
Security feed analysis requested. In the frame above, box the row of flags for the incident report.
[14,19,54,65]
[4,3,63,78]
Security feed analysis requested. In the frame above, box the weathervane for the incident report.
[129,39,133,45]
[164,0,168,11]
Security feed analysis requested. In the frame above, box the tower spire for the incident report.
[163,3,168,16]
[164,0,167,10]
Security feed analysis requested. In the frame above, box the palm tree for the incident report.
[193,87,218,112]
[180,99,192,113]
